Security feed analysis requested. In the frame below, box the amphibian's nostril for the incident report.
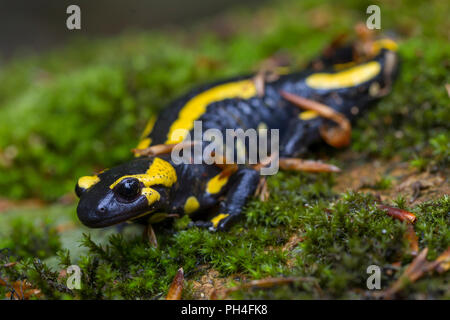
[97,206,106,214]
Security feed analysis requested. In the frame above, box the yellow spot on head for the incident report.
[78,175,100,190]
[184,196,200,214]
[206,173,229,194]
[211,213,229,228]
[142,187,160,205]
[299,110,318,120]
[145,157,177,186]
[306,61,381,90]
[166,80,257,144]
[109,158,177,190]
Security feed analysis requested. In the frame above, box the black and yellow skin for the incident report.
[76,37,399,231]
[76,154,258,230]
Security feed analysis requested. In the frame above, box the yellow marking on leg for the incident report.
[211,213,229,228]
[142,187,160,205]
[184,196,200,214]
[206,173,229,194]
[306,61,381,90]
[78,175,100,189]
[110,158,177,190]
[298,110,318,120]
[166,80,257,144]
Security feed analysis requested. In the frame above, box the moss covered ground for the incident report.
[0,0,448,299]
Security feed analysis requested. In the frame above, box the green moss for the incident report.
[231,194,450,299]
[0,218,61,260]
[429,134,450,167]
[360,176,393,190]
[414,196,450,259]
[1,178,448,299]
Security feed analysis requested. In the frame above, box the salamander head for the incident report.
[75,157,177,228]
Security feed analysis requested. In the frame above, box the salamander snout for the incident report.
[96,205,107,214]
[75,157,175,228]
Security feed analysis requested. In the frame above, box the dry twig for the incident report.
[377,204,417,224]
[166,268,184,300]
[280,91,351,148]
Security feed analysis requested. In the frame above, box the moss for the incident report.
[231,194,450,299]
[1,183,448,299]
[414,196,450,260]
[429,134,450,168]
[0,218,61,260]
[360,176,393,190]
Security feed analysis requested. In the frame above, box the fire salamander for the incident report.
[76,35,399,232]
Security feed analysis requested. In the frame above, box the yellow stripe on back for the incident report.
[141,115,157,139]
[165,80,257,144]
[135,115,157,156]
[306,61,381,90]
[299,110,319,120]
[372,39,398,54]
[136,138,152,150]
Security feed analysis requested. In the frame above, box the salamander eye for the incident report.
[114,177,141,201]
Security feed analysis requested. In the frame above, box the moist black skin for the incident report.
[76,43,399,231]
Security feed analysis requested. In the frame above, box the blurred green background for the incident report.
[0,0,448,300]
[0,0,448,201]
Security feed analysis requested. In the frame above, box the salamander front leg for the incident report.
[192,168,260,232]
[211,168,260,231]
